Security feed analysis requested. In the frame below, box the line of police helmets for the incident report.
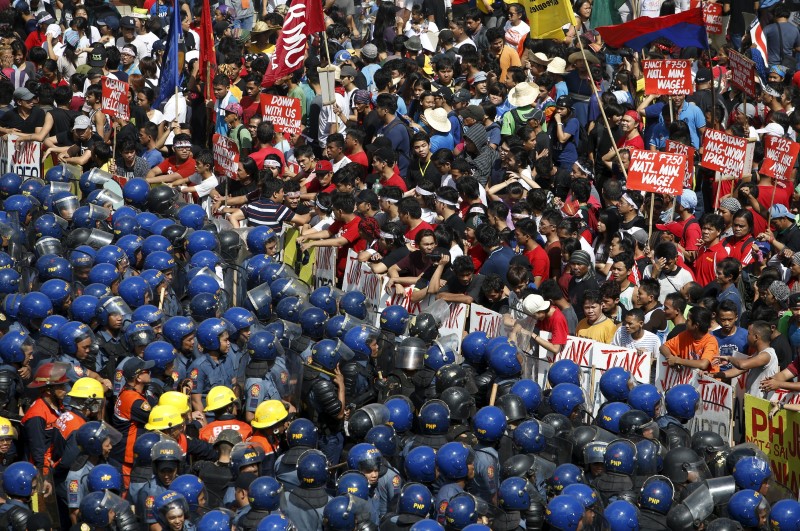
[0,166,795,531]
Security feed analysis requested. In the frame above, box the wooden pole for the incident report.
[112,123,118,169]
[489,383,498,405]
[648,192,655,241]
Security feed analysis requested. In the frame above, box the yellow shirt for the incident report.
[575,317,618,344]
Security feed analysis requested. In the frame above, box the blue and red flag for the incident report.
[596,8,708,50]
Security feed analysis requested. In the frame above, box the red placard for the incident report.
[703,3,723,34]
[761,135,800,181]
[101,77,130,121]
[626,149,686,195]
[728,49,757,98]
[665,139,696,189]
[643,60,693,95]
[259,94,303,135]
[700,129,749,177]
[212,133,239,180]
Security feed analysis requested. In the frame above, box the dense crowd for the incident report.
[2,0,800,529]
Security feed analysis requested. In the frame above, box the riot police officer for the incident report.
[136,439,185,527]
[470,405,505,505]
[434,442,475,524]
[65,421,121,523]
[189,318,238,413]
[592,439,637,504]
[0,462,37,530]
[380,482,435,530]
[281,449,331,530]
[657,384,699,450]
[302,339,348,465]
[234,476,283,530]
[274,418,318,491]
[638,475,674,531]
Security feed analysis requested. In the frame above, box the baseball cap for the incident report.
[120,16,136,29]
[315,160,333,173]
[339,66,358,80]
[695,68,712,84]
[122,357,155,381]
[360,44,378,59]
[453,89,471,104]
[770,204,795,220]
[556,95,572,108]
[223,102,243,116]
[522,294,551,315]
[790,292,800,310]
[73,115,92,130]
[626,228,649,247]
[678,189,698,210]
[37,12,54,25]
[472,71,487,83]
[333,50,352,65]
[13,87,35,101]
[87,46,107,67]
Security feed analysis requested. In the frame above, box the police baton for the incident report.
[303,362,337,379]
[489,383,498,406]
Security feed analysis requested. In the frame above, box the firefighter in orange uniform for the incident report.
[145,405,218,463]
[21,362,69,476]
[199,386,253,443]
[248,400,291,475]
[111,358,156,486]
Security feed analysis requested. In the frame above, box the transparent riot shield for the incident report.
[53,195,79,221]
[424,298,451,326]
[96,186,124,210]
[278,336,305,410]
[86,168,114,186]
[34,237,63,257]
[539,421,575,465]
[33,468,60,526]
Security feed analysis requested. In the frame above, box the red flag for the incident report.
[199,0,218,101]
[262,0,325,87]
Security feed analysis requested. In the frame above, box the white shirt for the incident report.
[744,347,779,398]
[612,327,662,357]
[318,93,347,147]
[332,155,352,173]
[643,265,695,303]
[186,173,220,218]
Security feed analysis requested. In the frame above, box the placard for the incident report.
[626,149,686,195]
[691,376,734,444]
[643,60,693,95]
[760,135,800,181]
[260,94,303,135]
[745,394,800,495]
[101,77,130,120]
[468,303,504,337]
[700,129,749,177]
[654,349,699,394]
[703,2,723,34]
[591,345,652,384]
[314,246,337,288]
[728,49,757,98]
[2,135,41,179]
[212,133,239,180]
[440,303,468,356]
[553,337,595,408]
[664,140,695,189]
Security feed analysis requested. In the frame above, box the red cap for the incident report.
[655,221,683,239]
[315,160,333,173]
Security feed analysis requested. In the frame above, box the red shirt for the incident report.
[692,241,728,287]
[381,169,408,192]
[250,145,286,172]
[199,419,253,442]
[467,243,488,272]
[749,207,767,237]
[758,183,790,210]
[405,221,435,245]
[158,156,196,178]
[524,245,550,283]
[660,216,702,251]
[25,30,45,51]
[348,150,369,170]
[723,234,756,266]
[617,134,645,150]
[328,215,363,277]
[539,308,569,347]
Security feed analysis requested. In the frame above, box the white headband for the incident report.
[435,194,458,207]
[415,186,434,196]
[381,196,398,203]
[380,231,396,239]
[622,193,637,209]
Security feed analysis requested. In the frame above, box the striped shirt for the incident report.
[241,199,293,230]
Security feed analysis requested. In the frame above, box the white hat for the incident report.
[546,57,567,75]
[508,82,539,108]
[754,122,785,138]
[530,52,552,66]
[522,294,551,315]
[46,23,61,38]
[423,108,452,133]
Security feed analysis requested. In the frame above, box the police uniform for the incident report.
[65,457,94,511]
[470,445,499,504]
[639,509,670,530]
[136,477,168,525]
[269,356,292,401]
[0,363,22,420]
[657,415,692,450]
[435,483,465,526]
[50,353,89,384]
[410,368,437,410]
[0,499,32,529]
[273,445,312,492]
[245,367,282,414]
[96,329,126,381]
[191,460,233,508]
[162,287,181,319]
[280,487,330,531]
[377,461,403,520]
[234,506,274,531]
[302,371,345,465]
[189,353,237,401]
[591,472,635,505]
[342,359,377,410]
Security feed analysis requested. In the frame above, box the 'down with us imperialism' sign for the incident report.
[643,60,693,95]
[760,135,800,181]
[101,77,130,120]
[728,49,757,98]
[626,149,686,195]
[260,94,303,136]
[700,129,749,177]
[212,134,239,180]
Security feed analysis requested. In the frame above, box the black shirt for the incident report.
[54,130,103,153]
[0,106,46,134]
[407,157,442,188]
[443,213,467,239]
[772,333,794,370]
[48,108,79,137]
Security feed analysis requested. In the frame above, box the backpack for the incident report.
[575,122,589,155]
[681,218,699,246]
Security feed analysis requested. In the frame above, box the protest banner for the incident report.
[654,349,699,393]
[591,345,652,384]
[553,336,595,407]
[745,394,800,495]
[342,250,367,292]
[314,247,337,288]
[260,94,303,135]
[692,376,735,444]
[468,304,504,337]
[703,2,723,34]
[728,49,757,98]
[626,149,686,195]
[212,134,239,181]
[700,129,749,177]
[440,303,468,356]
[2,135,41,179]
[643,60,693,95]
[298,248,315,285]
[760,135,800,181]
[522,0,575,40]
[341,250,389,326]
[101,77,130,120]
[664,140,695,189]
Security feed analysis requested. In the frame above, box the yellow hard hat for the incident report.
[251,400,288,429]
[159,391,191,415]
[205,386,238,412]
[68,377,105,399]
[0,417,17,440]
[145,405,185,431]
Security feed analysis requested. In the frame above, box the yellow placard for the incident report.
[522,0,576,40]
[744,394,800,496]
[299,247,315,285]
[282,226,299,269]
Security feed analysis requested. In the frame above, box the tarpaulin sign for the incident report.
[665,140,695,189]
[703,2,723,34]
[468,304,504,337]
[2,135,41,179]
[212,133,239,180]
[692,376,734,444]
[626,149,686,195]
[101,77,130,121]
[728,49,757,98]
[260,94,303,135]
[744,394,800,495]
[700,129,749,177]
[643,60,693,95]
[761,135,800,181]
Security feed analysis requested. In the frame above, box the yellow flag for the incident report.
[523,0,576,40]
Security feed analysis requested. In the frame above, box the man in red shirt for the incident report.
[298,193,363,278]
[692,212,728,287]
[372,147,408,192]
[303,160,336,197]
[345,130,369,170]
[249,122,286,171]
[656,189,702,263]
[25,13,53,50]
[521,293,568,356]
[145,134,197,184]
[399,197,435,245]
[515,218,549,287]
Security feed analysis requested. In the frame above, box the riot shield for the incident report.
[32,468,60,526]
[99,183,124,211]
[86,168,114,186]
[279,341,305,410]
[34,237,63,257]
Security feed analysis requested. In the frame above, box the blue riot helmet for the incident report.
[34,236,64,259]
[604,500,640,531]
[95,245,128,270]
[154,491,191,529]
[396,482,434,517]
[0,331,34,365]
[548,359,581,387]
[309,286,343,317]
[461,331,489,366]
[365,425,398,457]
[549,383,585,419]
[142,235,173,258]
[4,194,35,224]
[122,178,150,208]
[408,521,444,531]
[45,165,71,183]
[70,295,100,324]
[562,484,601,513]
[116,234,144,266]
[40,314,68,341]
[257,514,297,531]
[186,230,219,255]
[473,405,507,444]
[245,255,274,288]
[144,341,176,373]
[2,462,38,497]
[59,321,99,357]
[80,491,119,527]
[112,206,139,224]
[132,305,165,329]
[733,456,772,491]
[297,449,329,488]
[546,495,586,531]
[69,246,96,278]
[627,384,661,419]
[604,439,637,476]
[405,446,437,483]
[323,495,357,531]
[599,367,633,402]
[143,251,177,275]
[196,509,237,531]
[639,475,674,515]
[229,442,265,478]
[76,421,123,455]
[275,296,310,323]
[0,252,13,269]
[299,307,328,340]
[770,499,800,531]
[97,296,133,327]
[136,212,158,236]
[19,177,44,197]
[0,268,20,295]
[245,226,278,255]
[118,276,151,308]
[189,250,222,271]
[324,314,361,340]
[19,291,53,326]
[249,476,283,511]
[178,204,207,231]
[286,418,318,448]
[33,213,64,239]
[88,263,121,287]
[510,379,542,415]
[2,294,22,319]
[270,277,311,304]
[619,409,660,441]
[347,443,382,473]
[133,432,163,467]
[729,489,770,529]
[0,173,22,198]
[418,399,449,435]
[596,402,632,435]
[424,341,456,371]
[222,307,255,343]
[125,322,157,352]
[340,291,368,320]
[635,439,665,476]
[385,395,415,434]
[246,331,283,362]
[258,262,293,286]
[150,218,175,239]
[86,463,122,493]
[487,342,522,377]
[190,293,219,321]
[498,477,531,511]
[548,464,585,495]
[513,419,546,454]
[311,339,346,371]
[436,442,474,481]
[337,471,369,500]
[343,324,380,360]
[664,384,700,422]
[196,318,231,353]
[40,279,72,312]
[187,272,222,300]
[380,305,411,335]
[36,255,73,282]
[445,492,483,530]
[163,316,196,351]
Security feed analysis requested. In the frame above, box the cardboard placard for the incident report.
[101,77,130,120]
[1,135,41,179]
[212,133,239,180]
[703,2,723,34]
[728,49,757,98]
[760,135,800,181]
[700,129,749,177]
[744,395,800,495]
[664,140,695,189]
[260,94,303,135]
[314,246,337,288]
[468,303,504,337]
[591,345,652,384]
[643,60,693,95]
[692,376,735,444]
[626,149,686,195]
[654,349,699,394]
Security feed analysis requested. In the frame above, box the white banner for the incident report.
[654,349,699,394]
[468,303,505,336]
[592,345,652,385]
[554,336,596,409]
[3,135,41,179]
[314,246,337,289]
[691,375,735,444]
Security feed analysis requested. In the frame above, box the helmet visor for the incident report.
[100,296,133,322]
[47,182,72,194]
[336,339,356,362]
[61,163,83,181]
[424,299,451,326]
[88,204,112,222]
[87,168,114,185]
[84,228,115,249]
[97,421,124,446]
[247,282,272,311]
[100,491,128,515]
[274,278,311,300]
[685,460,712,483]
[395,343,426,370]
[128,327,156,347]
[94,189,124,208]
[34,237,63,257]
[54,195,80,220]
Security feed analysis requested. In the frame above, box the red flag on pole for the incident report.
[200,0,218,102]
[261,0,325,87]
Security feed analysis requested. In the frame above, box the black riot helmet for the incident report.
[663,447,708,485]
[691,431,728,459]
[435,364,468,394]
[147,186,180,216]
[218,230,243,262]
[541,413,573,438]
[500,454,536,481]
[162,224,191,251]
[439,387,476,422]
[496,394,527,424]
[408,313,438,343]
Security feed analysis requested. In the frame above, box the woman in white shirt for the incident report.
[503,3,530,50]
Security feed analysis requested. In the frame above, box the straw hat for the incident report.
[423,108,452,133]
[530,52,552,66]
[251,21,270,33]
[508,82,540,108]
[546,57,567,75]
[568,50,600,65]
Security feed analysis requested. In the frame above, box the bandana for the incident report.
[285,191,301,199]
[415,186,434,196]
[435,194,457,207]
[622,193,637,209]
[380,196,398,204]
[315,198,331,211]
[380,231,396,239]
[358,216,381,239]
[174,140,192,148]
